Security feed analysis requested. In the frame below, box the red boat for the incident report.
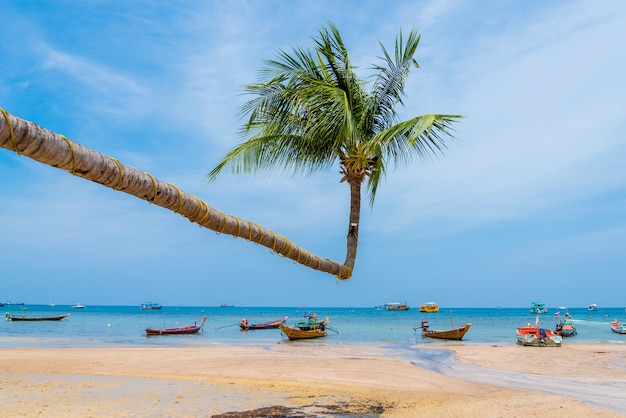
[517,325,562,347]
[146,316,206,336]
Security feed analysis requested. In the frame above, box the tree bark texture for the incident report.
[0,109,352,280]
[343,176,362,271]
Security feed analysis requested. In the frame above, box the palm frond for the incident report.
[372,114,462,167]
[369,28,421,132]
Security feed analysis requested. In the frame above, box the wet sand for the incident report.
[0,344,624,417]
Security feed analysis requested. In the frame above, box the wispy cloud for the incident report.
[378,0,626,235]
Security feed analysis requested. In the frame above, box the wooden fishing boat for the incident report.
[555,315,577,337]
[240,316,287,330]
[517,325,562,347]
[145,316,206,336]
[555,321,577,337]
[279,313,328,340]
[419,320,471,340]
[279,322,326,340]
[419,302,439,313]
[5,312,70,321]
[610,320,626,334]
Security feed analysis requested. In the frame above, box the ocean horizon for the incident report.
[2,304,625,349]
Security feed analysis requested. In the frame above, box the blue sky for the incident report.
[1,1,625,308]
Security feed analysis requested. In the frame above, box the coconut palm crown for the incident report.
[207,22,461,276]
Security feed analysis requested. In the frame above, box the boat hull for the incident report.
[557,326,577,337]
[517,326,562,347]
[422,323,471,340]
[610,321,626,334]
[241,322,282,330]
[146,317,206,336]
[279,323,326,340]
[6,313,70,321]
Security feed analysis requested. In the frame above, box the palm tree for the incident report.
[208,23,461,278]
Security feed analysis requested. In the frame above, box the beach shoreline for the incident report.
[0,343,624,417]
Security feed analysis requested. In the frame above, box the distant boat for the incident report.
[610,320,626,334]
[529,302,548,314]
[71,304,85,309]
[419,320,471,340]
[146,317,207,336]
[220,304,234,308]
[140,302,162,310]
[588,303,598,311]
[2,301,24,306]
[381,302,410,311]
[419,302,439,313]
[6,312,70,321]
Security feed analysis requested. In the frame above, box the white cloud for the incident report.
[377,0,626,235]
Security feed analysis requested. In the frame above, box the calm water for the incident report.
[2,305,625,348]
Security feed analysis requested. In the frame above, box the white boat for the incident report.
[588,303,598,311]
[140,302,162,310]
[71,304,86,309]
[610,320,626,334]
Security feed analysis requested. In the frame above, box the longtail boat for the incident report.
[418,310,470,341]
[240,316,287,330]
[279,313,328,340]
[145,316,206,336]
[279,322,326,340]
[554,313,577,337]
[610,320,626,334]
[419,320,471,340]
[5,312,70,321]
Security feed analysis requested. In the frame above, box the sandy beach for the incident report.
[0,343,624,417]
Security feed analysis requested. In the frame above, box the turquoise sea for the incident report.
[2,304,625,348]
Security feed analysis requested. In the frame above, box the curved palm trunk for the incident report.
[0,109,352,280]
